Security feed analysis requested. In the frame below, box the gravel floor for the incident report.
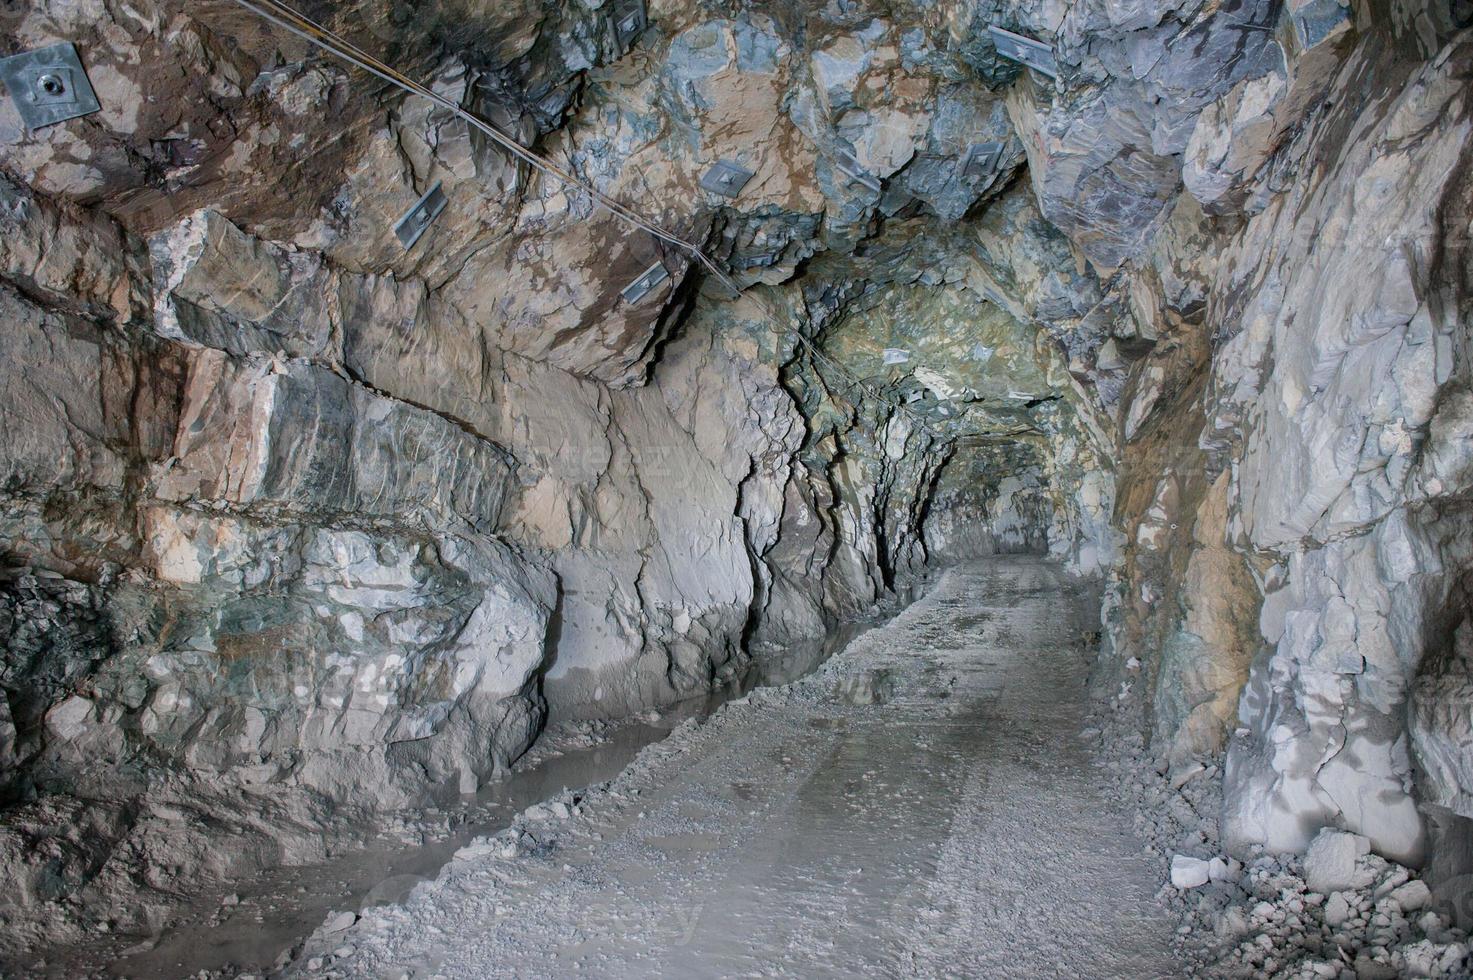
[287,558,1181,978]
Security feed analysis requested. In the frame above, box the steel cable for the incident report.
[224,0,1084,437]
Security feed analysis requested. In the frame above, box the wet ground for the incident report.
[285,558,1181,978]
[77,601,891,979]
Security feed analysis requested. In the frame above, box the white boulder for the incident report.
[1171,854,1212,889]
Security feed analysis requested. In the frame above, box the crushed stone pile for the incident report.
[1094,717,1472,978]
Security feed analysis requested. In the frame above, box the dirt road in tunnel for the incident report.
[291,558,1181,978]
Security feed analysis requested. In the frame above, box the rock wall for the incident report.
[1062,0,1473,925]
[0,182,1003,950]
[0,185,962,790]
[0,0,1106,951]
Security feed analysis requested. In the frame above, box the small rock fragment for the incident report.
[1325,892,1352,927]
[1386,879,1431,912]
[323,910,357,933]
[1171,854,1212,889]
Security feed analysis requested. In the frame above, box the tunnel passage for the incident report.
[1,0,1472,976]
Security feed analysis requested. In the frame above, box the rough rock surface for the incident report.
[1088,0,1473,933]
[0,0,1112,958]
[1,0,1472,969]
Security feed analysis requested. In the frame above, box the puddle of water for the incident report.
[108,720,667,978]
[87,590,926,978]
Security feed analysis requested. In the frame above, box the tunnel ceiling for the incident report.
[0,0,1124,441]
[0,0,1154,600]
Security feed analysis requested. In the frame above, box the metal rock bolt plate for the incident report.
[834,150,882,194]
[393,182,448,250]
[0,43,102,131]
[988,26,1058,78]
[700,160,754,199]
[614,0,648,50]
[621,261,670,305]
[960,141,1005,182]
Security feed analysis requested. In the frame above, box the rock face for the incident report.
[1208,29,1470,871]
[1088,0,1473,931]
[0,0,1471,965]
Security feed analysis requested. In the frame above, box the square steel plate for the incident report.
[834,150,882,194]
[988,26,1058,78]
[960,141,1005,181]
[393,182,448,250]
[700,160,754,199]
[614,0,647,50]
[0,43,102,131]
[621,261,670,304]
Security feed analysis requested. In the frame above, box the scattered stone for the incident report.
[453,838,500,862]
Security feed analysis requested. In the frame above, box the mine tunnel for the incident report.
[1,0,1472,976]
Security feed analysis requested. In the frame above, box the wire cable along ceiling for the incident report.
[225,0,968,433]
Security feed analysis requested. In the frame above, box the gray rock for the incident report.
[322,911,356,934]
[151,210,333,358]
[1305,830,1371,895]
[3,0,1472,972]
